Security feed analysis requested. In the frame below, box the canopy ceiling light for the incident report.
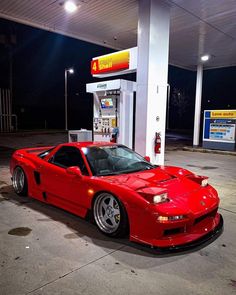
[201,55,210,62]
[64,1,78,13]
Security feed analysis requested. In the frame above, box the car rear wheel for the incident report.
[12,166,28,196]
[93,192,128,237]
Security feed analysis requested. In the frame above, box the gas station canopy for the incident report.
[0,0,236,70]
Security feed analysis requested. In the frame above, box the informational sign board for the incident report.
[209,123,235,141]
[203,110,236,151]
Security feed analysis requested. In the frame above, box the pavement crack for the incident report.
[219,207,236,215]
[26,245,125,294]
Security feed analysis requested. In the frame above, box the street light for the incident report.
[65,67,74,131]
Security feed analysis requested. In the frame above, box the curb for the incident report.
[182,146,236,156]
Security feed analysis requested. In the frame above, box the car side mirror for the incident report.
[144,156,150,162]
[66,166,83,178]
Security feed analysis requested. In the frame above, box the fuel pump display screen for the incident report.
[101,98,113,109]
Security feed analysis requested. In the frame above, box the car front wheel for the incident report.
[12,166,28,196]
[93,192,128,237]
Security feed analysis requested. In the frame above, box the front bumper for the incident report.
[130,213,223,252]
[155,214,223,252]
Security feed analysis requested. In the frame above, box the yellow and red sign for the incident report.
[91,51,130,75]
[210,110,236,118]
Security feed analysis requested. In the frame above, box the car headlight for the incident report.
[137,189,169,204]
[153,193,168,204]
[187,175,209,187]
[201,178,208,187]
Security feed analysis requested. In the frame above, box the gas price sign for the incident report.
[91,51,130,75]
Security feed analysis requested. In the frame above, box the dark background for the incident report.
[0,18,235,131]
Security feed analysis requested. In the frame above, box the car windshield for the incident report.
[82,145,156,176]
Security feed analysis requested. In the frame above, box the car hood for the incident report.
[103,167,185,191]
[103,167,219,214]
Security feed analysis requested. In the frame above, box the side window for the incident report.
[50,146,89,175]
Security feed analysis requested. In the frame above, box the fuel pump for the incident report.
[92,94,118,141]
[86,79,136,149]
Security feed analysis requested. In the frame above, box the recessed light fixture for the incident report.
[201,55,210,62]
[64,1,78,13]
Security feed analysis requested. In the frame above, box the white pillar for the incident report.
[193,64,203,146]
[135,0,170,165]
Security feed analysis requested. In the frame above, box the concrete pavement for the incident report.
[0,132,235,295]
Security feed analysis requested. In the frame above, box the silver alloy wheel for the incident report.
[12,167,25,194]
[94,193,121,234]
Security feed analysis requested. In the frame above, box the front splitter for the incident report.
[153,214,224,253]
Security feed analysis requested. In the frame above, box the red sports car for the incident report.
[10,142,223,250]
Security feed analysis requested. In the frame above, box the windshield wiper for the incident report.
[97,171,121,176]
[123,168,149,174]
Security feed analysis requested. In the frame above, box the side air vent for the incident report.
[42,192,47,201]
[194,207,218,225]
[34,171,41,185]
[157,175,177,183]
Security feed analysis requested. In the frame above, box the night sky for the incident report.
[0,18,235,131]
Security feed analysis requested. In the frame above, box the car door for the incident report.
[40,146,90,217]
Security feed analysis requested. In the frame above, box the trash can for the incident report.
[68,129,92,142]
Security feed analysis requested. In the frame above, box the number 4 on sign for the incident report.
[92,61,97,71]
[91,60,98,74]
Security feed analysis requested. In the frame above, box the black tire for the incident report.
[93,192,129,238]
[12,166,28,196]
